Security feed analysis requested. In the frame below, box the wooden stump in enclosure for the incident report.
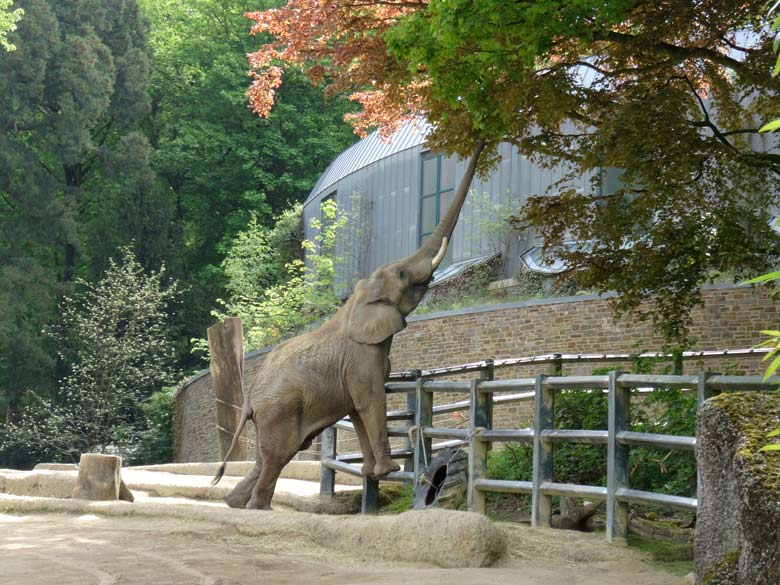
[208,317,248,461]
[72,453,134,502]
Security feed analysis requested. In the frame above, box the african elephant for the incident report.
[213,141,486,509]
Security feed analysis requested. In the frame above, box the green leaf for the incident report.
[760,119,780,133]
[760,444,780,452]
[768,429,780,438]
[760,330,780,336]
[743,271,780,284]
[764,355,780,381]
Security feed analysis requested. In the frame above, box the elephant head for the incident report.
[347,141,486,345]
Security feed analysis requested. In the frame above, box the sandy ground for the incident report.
[0,509,688,585]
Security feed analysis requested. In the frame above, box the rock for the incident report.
[695,392,780,585]
[72,453,133,502]
[33,463,78,472]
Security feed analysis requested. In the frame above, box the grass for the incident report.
[628,534,694,577]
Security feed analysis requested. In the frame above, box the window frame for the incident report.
[418,152,455,247]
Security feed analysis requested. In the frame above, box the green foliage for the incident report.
[0,248,180,464]
[0,0,22,51]
[628,535,694,577]
[387,0,780,349]
[201,198,347,352]
[135,386,176,464]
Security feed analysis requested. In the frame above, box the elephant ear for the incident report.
[348,278,406,345]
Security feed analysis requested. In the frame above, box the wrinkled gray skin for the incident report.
[214,143,486,510]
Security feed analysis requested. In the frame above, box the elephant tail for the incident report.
[211,405,252,486]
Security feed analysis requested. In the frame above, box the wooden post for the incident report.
[467,359,494,513]
[607,370,630,542]
[413,375,433,487]
[362,476,379,514]
[207,317,247,461]
[72,453,133,502]
[531,374,553,528]
[404,370,421,474]
[320,426,337,497]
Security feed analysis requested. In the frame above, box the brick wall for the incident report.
[174,284,778,462]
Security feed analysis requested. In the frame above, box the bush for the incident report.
[134,386,176,465]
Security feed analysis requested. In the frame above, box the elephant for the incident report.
[213,141,486,510]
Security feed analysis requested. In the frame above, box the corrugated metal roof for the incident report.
[305,121,431,205]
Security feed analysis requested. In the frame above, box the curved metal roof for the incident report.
[305,121,431,205]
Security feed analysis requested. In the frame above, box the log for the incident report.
[208,317,248,461]
[72,453,133,502]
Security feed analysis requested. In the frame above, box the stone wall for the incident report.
[174,284,778,462]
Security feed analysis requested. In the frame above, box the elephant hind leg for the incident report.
[225,462,261,509]
[246,453,291,510]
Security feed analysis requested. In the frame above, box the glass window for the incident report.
[419,153,457,254]
[422,156,438,196]
[440,157,455,192]
[420,195,437,236]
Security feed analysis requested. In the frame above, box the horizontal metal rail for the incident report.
[541,429,608,445]
[616,431,696,452]
[387,347,772,380]
[322,458,413,483]
[337,448,412,463]
[479,378,535,392]
[474,478,532,494]
[615,487,697,511]
[422,427,468,440]
[540,482,608,500]
[617,374,699,389]
[543,375,609,389]
[478,429,534,442]
[422,380,471,392]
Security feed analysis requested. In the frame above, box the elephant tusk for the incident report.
[431,237,448,270]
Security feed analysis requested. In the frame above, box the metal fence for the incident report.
[319,360,779,542]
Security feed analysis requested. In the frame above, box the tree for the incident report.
[140,0,357,354]
[0,0,22,51]
[246,0,780,348]
[1,248,180,464]
[208,198,345,351]
[0,0,170,428]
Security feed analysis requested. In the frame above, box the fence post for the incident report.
[468,359,494,513]
[550,353,563,376]
[531,374,553,528]
[414,374,433,487]
[696,371,717,504]
[404,370,421,474]
[362,475,379,514]
[319,426,337,498]
[607,370,629,542]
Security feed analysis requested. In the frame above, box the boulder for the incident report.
[696,392,780,585]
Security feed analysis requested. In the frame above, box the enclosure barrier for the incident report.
[319,359,779,542]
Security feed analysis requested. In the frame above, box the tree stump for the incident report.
[208,317,247,461]
[72,453,134,502]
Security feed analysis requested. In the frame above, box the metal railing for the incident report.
[319,360,779,542]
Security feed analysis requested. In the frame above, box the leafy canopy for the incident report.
[246,0,780,347]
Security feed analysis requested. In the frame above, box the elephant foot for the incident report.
[246,497,273,511]
[373,460,400,477]
[225,489,251,509]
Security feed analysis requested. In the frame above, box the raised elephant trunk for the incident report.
[404,140,487,283]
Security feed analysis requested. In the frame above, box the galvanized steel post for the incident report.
[468,359,494,513]
[319,426,337,497]
[414,374,433,487]
[607,370,629,542]
[696,372,717,504]
[531,374,553,528]
[362,476,379,514]
[404,370,421,474]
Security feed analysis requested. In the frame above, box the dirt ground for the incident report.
[0,511,688,585]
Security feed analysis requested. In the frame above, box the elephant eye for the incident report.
[399,269,406,279]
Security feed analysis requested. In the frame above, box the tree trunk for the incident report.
[208,317,248,461]
[72,453,134,502]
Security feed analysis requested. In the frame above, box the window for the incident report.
[418,153,455,247]
[320,191,336,254]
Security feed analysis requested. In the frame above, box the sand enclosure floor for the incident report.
[0,510,688,585]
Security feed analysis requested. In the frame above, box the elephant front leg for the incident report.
[350,412,377,476]
[354,385,400,478]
